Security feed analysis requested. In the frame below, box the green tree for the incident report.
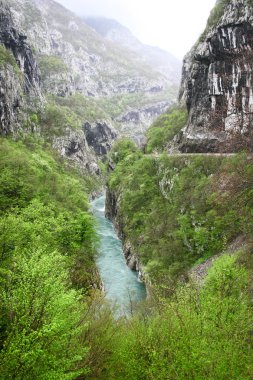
[0,249,89,380]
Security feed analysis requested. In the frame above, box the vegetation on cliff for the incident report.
[0,44,18,70]
[146,106,187,153]
[104,254,253,380]
[0,44,21,77]
[102,138,253,379]
[108,139,253,282]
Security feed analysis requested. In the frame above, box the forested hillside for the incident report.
[0,136,102,378]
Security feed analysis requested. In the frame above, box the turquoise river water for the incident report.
[91,194,146,315]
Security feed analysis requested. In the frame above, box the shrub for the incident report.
[0,44,20,74]
[40,103,82,136]
[38,55,68,80]
[146,107,187,153]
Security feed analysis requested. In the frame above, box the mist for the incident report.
[56,0,216,59]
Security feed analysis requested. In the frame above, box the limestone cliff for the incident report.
[173,0,253,152]
[0,0,41,135]
[0,0,120,174]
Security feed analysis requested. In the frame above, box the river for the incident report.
[91,194,146,316]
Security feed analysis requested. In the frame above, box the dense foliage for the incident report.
[0,137,100,378]
[105,254,253,380]
[38,55,68,80]
[108,141,253,284]
[146,107,187,153]
[1,134,253,379]
[40,102,82,136]
[101,139,253,379]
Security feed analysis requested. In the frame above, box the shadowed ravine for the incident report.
[91,194,146,315]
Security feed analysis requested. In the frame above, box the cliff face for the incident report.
[174,0,253,152]
[84,121,117,159]
[0,1,41,135]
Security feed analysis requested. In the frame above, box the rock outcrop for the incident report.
[173,0,253,152]
[0,0,41,135]
[52,127,100,175]
[116,101,171,144]
[83,120,117,159]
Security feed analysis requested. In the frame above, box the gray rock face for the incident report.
[0,1,41,135]
[0,63,22,135]
[83,121,117,159]
[175,0,253,152]
[52,127,100,175]
[116,101,171,145]
[8,0,170,98]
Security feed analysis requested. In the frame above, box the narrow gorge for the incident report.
[92,194,146,315]
[1,0,253,379]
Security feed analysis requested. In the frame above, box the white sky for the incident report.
[56,0,216,59]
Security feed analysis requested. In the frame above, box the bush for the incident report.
[108,152,226,282]
[107,255,253,380]
[0,137,100,377]
[38,55,68,80]
[40,102,82,136]
[0,44,20,74]
[146,107,187,153]
[0,249,89,379]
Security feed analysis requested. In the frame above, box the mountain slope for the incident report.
[7,0,177,144]
[85,17,181,87]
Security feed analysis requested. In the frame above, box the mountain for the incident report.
[170,0,253,153]
[4,0,179,149]
[85,17,181,86]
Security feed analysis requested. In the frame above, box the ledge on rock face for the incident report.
[174,0,253,153]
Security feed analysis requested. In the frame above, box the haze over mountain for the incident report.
[85,17,181,86]
[56,0,216,59]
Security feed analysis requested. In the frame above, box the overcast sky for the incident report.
[56,0,216,59]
